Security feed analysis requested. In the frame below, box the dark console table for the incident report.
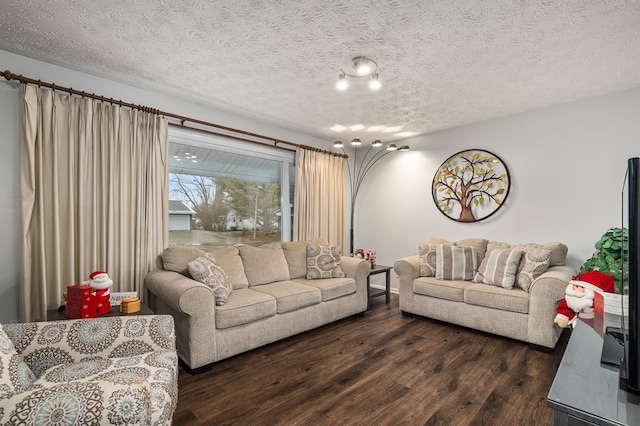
[547,317,640,425]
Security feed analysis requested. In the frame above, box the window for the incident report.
[168,128,294,247]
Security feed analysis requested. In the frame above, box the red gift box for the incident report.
[66,285,98,319]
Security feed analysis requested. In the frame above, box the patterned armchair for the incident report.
[0,315,178,425]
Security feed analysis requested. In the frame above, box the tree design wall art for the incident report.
[432,149,510,222]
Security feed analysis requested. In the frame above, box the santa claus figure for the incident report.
[554,271,615,328]
[89,270,113,315]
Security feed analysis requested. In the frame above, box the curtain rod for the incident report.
[1,69,346,158]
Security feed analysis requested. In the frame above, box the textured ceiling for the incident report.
[1,0,640,145]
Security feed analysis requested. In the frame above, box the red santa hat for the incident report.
[570,271,615,294]
[89,270,107,280]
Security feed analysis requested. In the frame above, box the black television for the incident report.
[620,156,640,394]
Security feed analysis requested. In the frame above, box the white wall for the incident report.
[0,50,328,323]
[2,49,640,319]
[356,87,640,291]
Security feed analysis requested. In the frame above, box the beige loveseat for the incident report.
[394,238,575,349]
[145,239,370,372]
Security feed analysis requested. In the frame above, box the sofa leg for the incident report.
[401,310,417,318]
[179,358,214,375]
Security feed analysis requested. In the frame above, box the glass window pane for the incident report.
[168,139,289,247]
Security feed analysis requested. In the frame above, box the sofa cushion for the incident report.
[238,243,290,286]
[306,244,346,279]
[455,238,489,265]
[161,246,204,276]
[474,248,524,289]
[208,246,249,289]
[1,379,153,425]
[516,248,552,291]
[413,277,470,302]
[295,277,356,301]
[282,238,328,279]
[188,252,233,305]
[0,325,36,393]
[435,245,478,281]
[418,243,454,277]
[215,289,277,329]
[30,349,177,426]
[488,241,568,266]
[252,281,321,313]
[464,283,530,314]
[534,242,568,266]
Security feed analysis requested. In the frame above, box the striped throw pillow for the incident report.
[435,245,478,281]
[474,248,524,289]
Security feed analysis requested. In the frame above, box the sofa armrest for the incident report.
[0,379,152,424]
[340,256,371,293]
[527,264,576,347]
[394,255,420,312]
[394,255,420,281]
[145,269,215,316]
[144,269,217,369]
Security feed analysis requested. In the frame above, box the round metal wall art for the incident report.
[432,149,510,223]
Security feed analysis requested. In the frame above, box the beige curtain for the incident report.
[20,84,168,322]
[294,148,345,249]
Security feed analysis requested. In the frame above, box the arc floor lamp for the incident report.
[333,138,410,255]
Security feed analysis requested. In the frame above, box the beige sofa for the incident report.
[394,238,575,349]
[145,239,370,372]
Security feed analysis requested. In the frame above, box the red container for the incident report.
[66,285,98,319]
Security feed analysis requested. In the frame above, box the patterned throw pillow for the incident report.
[419,243,454,277]
[306,244,346,279]
[188,252,233,305]
[0,325,36,393]
[435,245,478,281]
[474,248,524,289]
[516,248,552,291]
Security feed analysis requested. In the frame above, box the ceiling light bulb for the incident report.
[399,145,410,152]
[372,139,382,147]
[369,73,381,90]
[333,140,344,148]
[351,137,362,146]
[336,74,348,91]
[386,144,397,151]
[357,59,371,75]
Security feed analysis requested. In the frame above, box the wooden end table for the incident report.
[367,264,392,308]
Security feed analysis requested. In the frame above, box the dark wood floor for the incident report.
[174,293,568,425]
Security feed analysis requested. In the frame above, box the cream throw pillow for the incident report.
[435,245,478,281]
[188,252,233,305]
[306,244,346,279]
[474,248,524,289]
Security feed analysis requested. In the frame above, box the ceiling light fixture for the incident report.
[336,56,381,91]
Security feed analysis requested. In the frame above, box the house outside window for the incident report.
[168,128,294,247]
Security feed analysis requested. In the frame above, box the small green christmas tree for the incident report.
[579,227,629,294]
